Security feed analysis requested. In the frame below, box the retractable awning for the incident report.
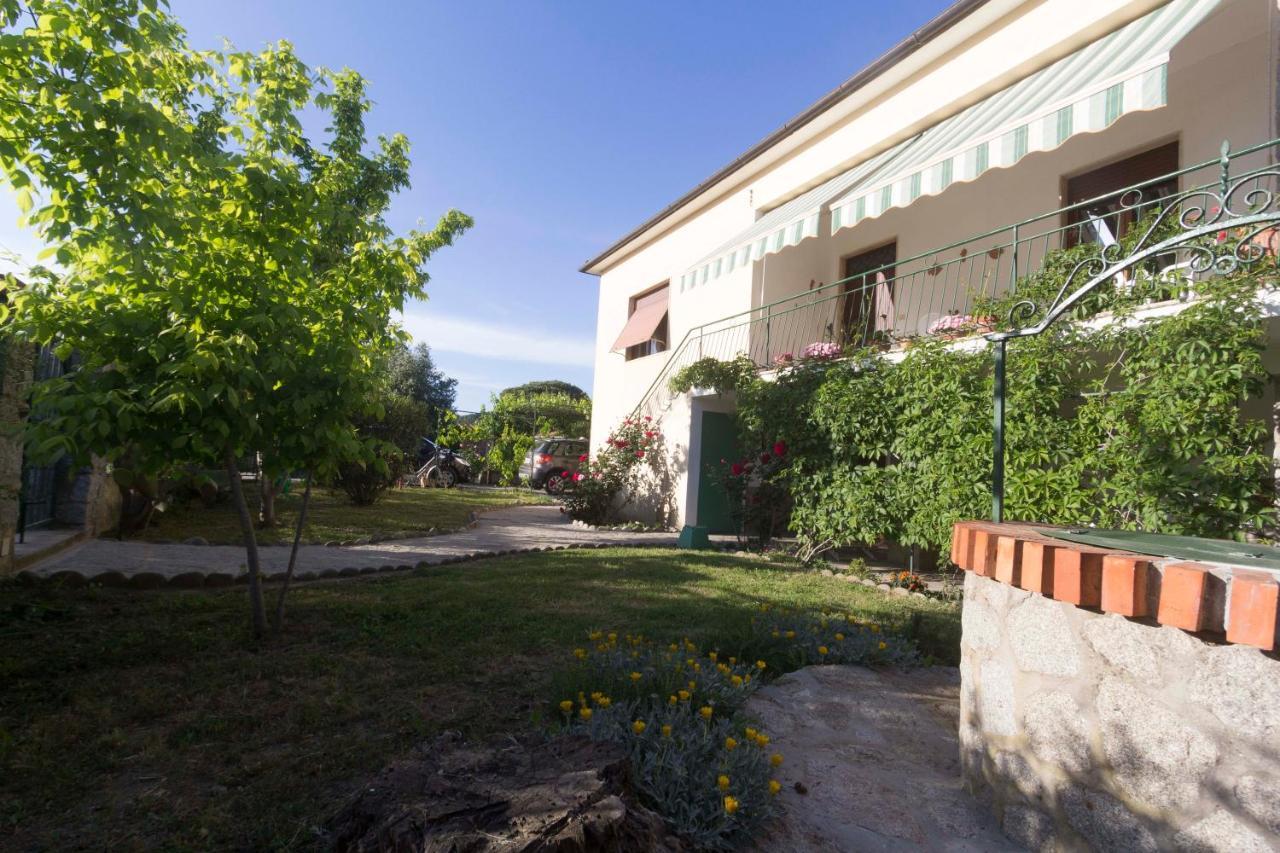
[610,288,669,352]
[679,0,1218,289]
[828,0,1218,234]
[678,142,914,293]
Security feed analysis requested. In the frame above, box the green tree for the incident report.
[500,379,588,401]
[1,1,471,636]
[386,341,457,432]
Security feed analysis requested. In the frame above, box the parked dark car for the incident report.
[519,437,588,494]
[417,438,472,488]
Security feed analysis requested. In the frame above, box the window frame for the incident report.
[624,282,670,362]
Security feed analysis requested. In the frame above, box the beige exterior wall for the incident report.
[587,0,1274,527]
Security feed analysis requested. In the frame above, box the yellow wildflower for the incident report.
[573,648,587,660]
[693,663,701,672]
[678,689,691,702]
[756,660,767,670]
[661,724,672,737]
[630,671,642,682]
[769,779,781,796]
[588,631,602,641]
[669,643,679,653]
[870,624,880,633]
[725,737,738,751]
[608,632,617,642]
[745,727,758,740]
[632,720,646,735]
[757,733,770,746]
[723,795,739,814]
[580,707,592,721]
[598,697,611,708]
[744,674,751,684]
[785,630,796,639]
[717,774,730,790]
[878,641,887,651]
[771,630,780,638]
[686,658,695,668]
[687,680,697,691]
[770,752,783,767]
[818,646,829,656]
[729,656,736,665]
[699,706,713,721]
[559,700,573,713]
[709,652,718,662]
[669,695,678,706]
[731,675,743,687]
[835,633,845,641]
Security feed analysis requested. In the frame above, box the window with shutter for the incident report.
[1064,142,1179,247]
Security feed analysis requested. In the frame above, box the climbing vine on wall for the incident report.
[728,247,1274,559]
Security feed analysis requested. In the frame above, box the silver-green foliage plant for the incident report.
[552,612,919,848]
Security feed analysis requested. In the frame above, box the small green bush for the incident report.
[335,395,428,506]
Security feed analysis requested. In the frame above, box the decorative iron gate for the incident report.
[17,344,66,540]
[985,140,1280,521]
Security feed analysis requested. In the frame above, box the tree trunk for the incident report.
[272,471,313,632]
[225,450,267,639]
[259,474,278,528]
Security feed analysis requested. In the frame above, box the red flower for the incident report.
[644,430,655,438]
[644,416,652,422]
[1216,230,1228,244]
[635,451,645,459]
[760,452,771,464]
[773,440,787,457]
[616,439,628,448]
[578,454,588,462]
[730,462,744,476]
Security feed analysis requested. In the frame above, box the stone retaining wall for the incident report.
[953,522,1280,851]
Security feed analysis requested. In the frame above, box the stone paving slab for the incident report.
[749,665,1020,852]
[22,505,690,582]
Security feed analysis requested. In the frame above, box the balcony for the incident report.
[636,137,1280,421]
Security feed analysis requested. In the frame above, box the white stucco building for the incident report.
[581,0,1279,530]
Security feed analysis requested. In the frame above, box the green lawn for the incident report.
[131,485,550,545]
[0,548,959,851]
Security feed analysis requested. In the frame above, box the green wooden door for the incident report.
[696,411,738,535]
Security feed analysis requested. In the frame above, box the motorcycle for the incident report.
[414,438,472,489]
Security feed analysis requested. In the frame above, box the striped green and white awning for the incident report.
[678,142,913,292]
[679,0,1218,291]
[829,0,1218,234]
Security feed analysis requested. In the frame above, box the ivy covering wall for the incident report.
[700,244,1275,558]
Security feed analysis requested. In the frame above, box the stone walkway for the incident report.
[23,505,686,584]
[749,665,1018,852]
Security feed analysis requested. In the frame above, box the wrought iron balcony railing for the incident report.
[633,137,1280,422]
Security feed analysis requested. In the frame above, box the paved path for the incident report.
[25,505,685,582]
[749,665,1018,852]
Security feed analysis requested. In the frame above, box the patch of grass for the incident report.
[131,485,550,545]
[0,548,958,850]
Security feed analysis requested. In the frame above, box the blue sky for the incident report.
[0,0,943,410]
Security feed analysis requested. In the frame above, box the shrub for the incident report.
[711,439,791,548]
[561,416,661,525]
[731,254,1273,561]
[668,355,757,395]
[552,612,920,848]
[335,395,428,506]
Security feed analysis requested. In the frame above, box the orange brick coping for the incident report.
[951,521,1280,651]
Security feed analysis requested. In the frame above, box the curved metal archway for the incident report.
[984,141,1280,522]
